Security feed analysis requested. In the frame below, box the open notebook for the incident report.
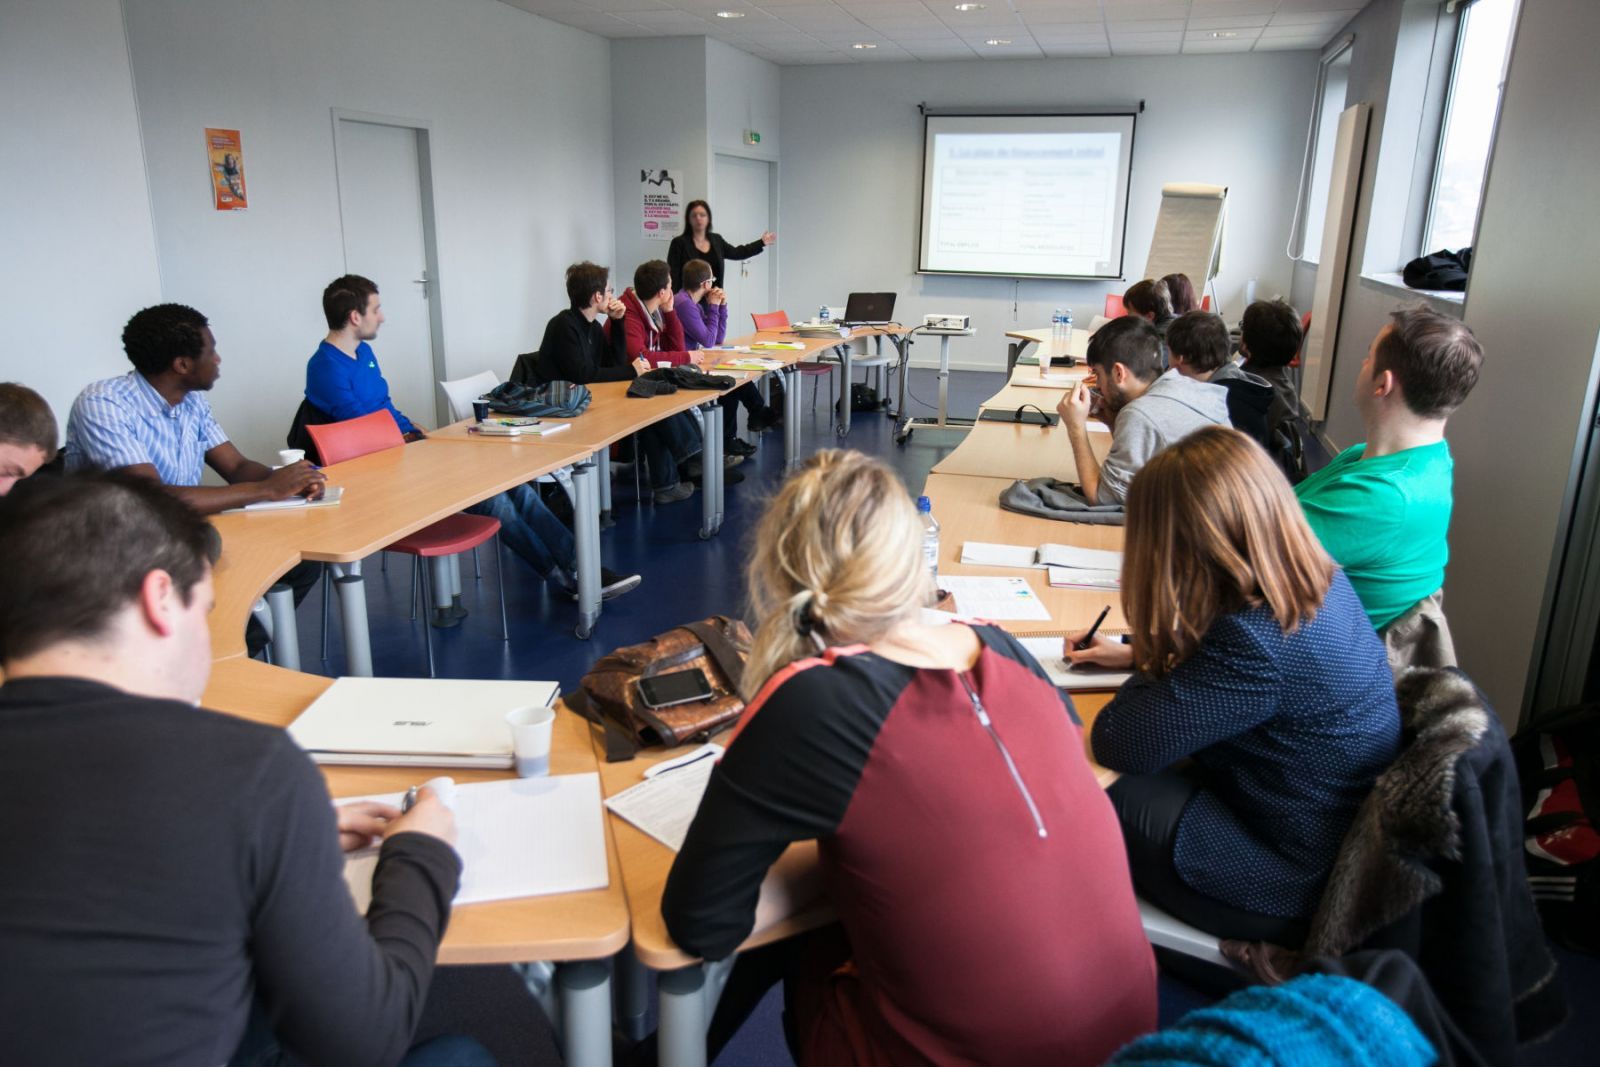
[341,774,608,910]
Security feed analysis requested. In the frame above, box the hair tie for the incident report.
[794,591,829,653]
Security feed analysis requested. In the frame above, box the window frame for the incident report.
[1289,35,1356,264]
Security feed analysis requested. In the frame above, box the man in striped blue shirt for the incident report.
[65,304,326,655]
[66,304,324,512]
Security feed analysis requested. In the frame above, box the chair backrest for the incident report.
[1104,294,1126,318]
[1293,311,1312,368]
[1201,294,1212,312]
[751,310,790,331]
[439,369,500,422]
[306,410,405,466]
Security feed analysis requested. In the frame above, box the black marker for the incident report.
[1072,605,1112,651]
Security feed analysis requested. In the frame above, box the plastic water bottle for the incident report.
[1060,307,1074,346]
[819,304,830,323]
[917,496,940,591]
[1051,307,1064,347]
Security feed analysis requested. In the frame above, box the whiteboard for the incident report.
[918,112,1137,280]
[1144,183,1227,288]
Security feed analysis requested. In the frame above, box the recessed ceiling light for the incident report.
[714,10,745,17]
[1209,30,1239,38]
[952,2,987,11]
[985,37,1011,45]
[852,42,877,49]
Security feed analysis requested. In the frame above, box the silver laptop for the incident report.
[288,677,559,767]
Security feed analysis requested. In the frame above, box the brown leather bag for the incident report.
[573,616,752,761]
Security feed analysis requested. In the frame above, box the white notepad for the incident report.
[1046,566,1120,590]
[229,485,345,513]
[288,677,559,767]
[1017,637,1134,691]
[604,744,722,852]
[937,576,1051,621]
[340,773,609,910]
[960,542,1123,575]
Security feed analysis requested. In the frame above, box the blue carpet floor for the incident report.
[277,367,1595,1065]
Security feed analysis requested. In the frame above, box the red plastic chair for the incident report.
[1201,294,1212,312]
[306,412,507,677]
[1293,311,1312,369]
[1104,294,1126,318]
[753,309,836,425]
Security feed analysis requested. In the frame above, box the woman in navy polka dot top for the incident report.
[1070,427,1400,945]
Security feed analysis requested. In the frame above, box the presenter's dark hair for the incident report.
[1167,312,1232,373]
[322,274,379,332]
[1086,316,1164,383]
[681,258,714,291]
[634,260,672,298]
[566,262,610,310]
[122,304,209,377]
[1240,300,1303,368]
[0,471,219,662]
[1375,305,1484,418]
[684,199,712,232]
[1160,273,1198,316]
[0,383,58,454]
[1123,279,1173,322]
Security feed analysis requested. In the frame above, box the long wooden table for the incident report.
[201,657,630,1065]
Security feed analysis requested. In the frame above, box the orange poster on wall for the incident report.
[205,128,248,211]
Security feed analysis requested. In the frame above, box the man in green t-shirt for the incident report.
[1295,307,1484,660]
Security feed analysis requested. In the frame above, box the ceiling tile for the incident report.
[1114,41,1183,54]
[1185,27,1260,40]
[1029,26,1110,42]
[579,0,672,11]
[1107,18,1186,31]
[874,24,964,37]
[1189,0,1277,12]
[1269,8,1361,25]
[1259,22,1338,36]
[1181,37,1256,52]
[1042,43,1113,56]
[1101,1,1194,19]
[1185,13,1272,29]
[1252,36,1327,50]
[1111,29,1184,42]
[619,9,711,24]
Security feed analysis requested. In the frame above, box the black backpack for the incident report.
[1514,703,1600,953]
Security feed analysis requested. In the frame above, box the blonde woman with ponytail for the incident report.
[663,450,1155,1067]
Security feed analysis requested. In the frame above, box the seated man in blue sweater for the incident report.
[307,275,639,611]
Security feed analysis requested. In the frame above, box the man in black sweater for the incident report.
[0,472,480,1067]
[532,260,651,386]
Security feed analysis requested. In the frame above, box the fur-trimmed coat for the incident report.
[1229,669,1565,1065]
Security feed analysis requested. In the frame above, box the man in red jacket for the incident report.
[609,260,742,501]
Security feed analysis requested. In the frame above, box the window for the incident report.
[1423,0,1518,253]
[1291,40,1354,263]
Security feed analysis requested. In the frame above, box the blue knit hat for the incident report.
[1107,974,1436,1067]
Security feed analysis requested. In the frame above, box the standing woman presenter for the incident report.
[667,199,775,293]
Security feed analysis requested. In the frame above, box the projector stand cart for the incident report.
[894,326,976,446]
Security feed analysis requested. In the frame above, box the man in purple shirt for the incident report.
[673,258,778,457]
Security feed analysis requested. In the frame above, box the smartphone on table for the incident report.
[636,668,714,709]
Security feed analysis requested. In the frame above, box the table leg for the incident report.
[572,455,601,640]
[657,964,707,1067]
[596,451,614,528]
[836,344,853,437]
[265,583,300,672]
[784,365,802,472]
[699,402,723,540]
[331,561,373,677]
[556,960,613,1067]
[937,335,952,428]
[614,944,650,1043]
[428,557,452,614]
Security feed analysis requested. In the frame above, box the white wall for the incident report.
[707,39,780,164]
[121,0,615,461]
[0,0,162,426]
[778,52,1319,369]
[611,36,710,288]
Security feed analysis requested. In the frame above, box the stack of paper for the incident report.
[604,744,723,851]
[341,773,609,910]
[713,356,786,372]
[961,542,1122,571]
[937,576,1051,621]
[232,486,345,513]
[474,420,571,438]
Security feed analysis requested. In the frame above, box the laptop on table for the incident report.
[841,292,897,327]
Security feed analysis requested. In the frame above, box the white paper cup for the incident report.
[277,448,306,466]
[506,705,556,777]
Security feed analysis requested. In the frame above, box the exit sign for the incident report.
[744,129,762,146]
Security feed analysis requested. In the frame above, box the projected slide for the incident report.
[919,113,1136,279]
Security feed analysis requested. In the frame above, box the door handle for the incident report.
[413,270,430,298]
